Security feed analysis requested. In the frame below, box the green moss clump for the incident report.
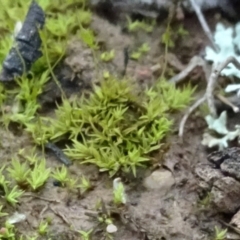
[26,77,194,176]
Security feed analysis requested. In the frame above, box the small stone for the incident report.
[211,177,240,214]
[143,169,175,194]
[195,163,222,191]
[195,163,222,186]
[106,224,117,233]
[221,158,240,180]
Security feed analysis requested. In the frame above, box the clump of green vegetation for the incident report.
[161,24,175,49]
[51,165,90,193]
[38,219,49,235]
[101,50,115,62]
[6,152,51,191]
[130,43,150,60]
[27,159,51,191]
[127,16,155,33]
[8,158,30,188]
[113,178,126,206]
[78,175,92,194]
[198,192,212,208]
[79,26,99,50]
[0,166,24,206]
[177,24,189,38]
[51,165,69,187]
[0,222,16,239]
[213,226,227,240]
[26,77,194,176]
[4,186,24,206]
[78,229,93,240]
[0,205,8,218]
[161,23,189,50]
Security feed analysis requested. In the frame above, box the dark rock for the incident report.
[207,147,240,180]
[211,177,240,214]
[90,0,240,22]
[195,163,222,190]
[0,1,45,81]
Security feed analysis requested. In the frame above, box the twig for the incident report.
[22,193,61,203]
[160,4,175,80]
[219,219,240,236]
[169,56,206,84]
[216,94,239,113]
[207,57,240,117]
[217,56,240,71]
[40,204,49,218]
[45,142,72,166]
[206,66,218,117]
[189,0,218,52]
[179,95,206,137]
[178,56,240,137]
[49,206,72,226]
[84,210,99,218]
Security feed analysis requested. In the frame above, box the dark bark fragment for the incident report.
[0,1,45,81]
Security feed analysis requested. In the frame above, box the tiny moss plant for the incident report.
[198,192,212,208]
[103,70,110,80]
[130,43,150,60]
[0,205,8,218]
[4,185,24,206]
[38,220,49,235]
[177,24,189,38]
[101,50,115,62]
[113,178,126,206]
[79,229,93,240]
[27,77,194,176]
[65,177,79,194]
[51,165,69,187]
[24,235,38,240]
[0,222,16,239]
[18,147,39,166]
[161,24,174,49]
[214,226,227,240]
[27,159,51,191]
[0,165,24,206]
[126,16,155,33]
[1,71,50,129]
[78,175,92,194]
[79,26,99,50]
[8,158,30,188]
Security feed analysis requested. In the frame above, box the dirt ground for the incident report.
[2,7,240,240]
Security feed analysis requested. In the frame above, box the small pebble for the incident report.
[144,169,175,196]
